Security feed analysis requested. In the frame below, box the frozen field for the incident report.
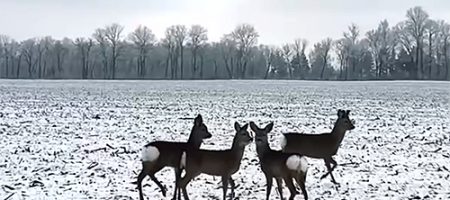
[0,80,449,200]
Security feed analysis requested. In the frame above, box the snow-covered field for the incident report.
[0,80,449,200]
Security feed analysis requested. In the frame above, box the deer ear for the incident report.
[242,123,249,131]
[234,122,241,131]
[265,122,274,132]
[249,122,258,131]
[346,110,351,116]
[337,109,345,118]
[194,114,203,126]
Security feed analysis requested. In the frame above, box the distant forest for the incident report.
[0,6,449,80]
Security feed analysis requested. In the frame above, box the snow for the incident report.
[0,80,449,200]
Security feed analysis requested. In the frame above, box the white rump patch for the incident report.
[286,155,308,173]
[280,135,287,150]
[142,146,159,162]
[299,156,309,173]
[180,152,186,169]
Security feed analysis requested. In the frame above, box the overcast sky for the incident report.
[1,0,449,45]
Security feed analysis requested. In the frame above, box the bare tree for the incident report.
[261,45,277,79]
[20,39,38,78]
[172,25,187,79]
[0,6,447,81]
[405,6,429,79]
[52,39,70,78]
[334,39,347,79]
[39,36,54,78]
[0,35,12,78]
[93,28,109,79]
[104,23,124,79]
[319,38,333,79]
[292,38,308,79]
[281,44,292,78]
[219,34,235,79]
[231,24,259,78]
[74,38,93,79]
[425,20,438,79]
[367,20,392,78]
[436,20,450,80]
[129,25,156,78]
[163,27,177,79]
[188,25,208,79]
[344,24,360,79]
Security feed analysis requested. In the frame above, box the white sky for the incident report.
[1,0,449,45]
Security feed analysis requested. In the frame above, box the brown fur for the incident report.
[136,114,212,200]
[282,109,355,184]
[177,122,253,200]
[251,122,308,200]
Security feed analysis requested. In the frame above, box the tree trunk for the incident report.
[180,44,184,79]
[287,62,292,79]
[222,56,232,79]
[200,55,204,79]
[420,43,425,79]
[111,46,116,79]
[428,33,433,79]
[241,60,247,79]
[86,48,91,79]
[38,51,42,79]
[264,60,271,79]
[214,60,218,79]
[415,42,420,79]
[320,56,327,79]
[345,57,349,80]
[192,49,197,79]
[444,42,449,80]
[16,54,22,78]
[230,57,234,78]
[5,55,9,78]
[165,51,170,78]
[142,55,147,78]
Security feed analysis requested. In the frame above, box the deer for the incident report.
[281,109,355,185]
[175,122,253,200]
[136,114,212,200]
[250,121,309,200]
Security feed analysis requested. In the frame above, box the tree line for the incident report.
[0,6,449,80]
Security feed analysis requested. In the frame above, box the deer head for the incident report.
[191,114,212,140]
[249,121,273,145]
[233,122,253,147]
[335,109,355,131]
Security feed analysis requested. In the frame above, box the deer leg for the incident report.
[283,177,297,200]
[265,174,273,200]
[229,177,235,199]
[321,158,338,184]
[172,168,182,200]
[137,170,147,200]
[179,171,200,200]
[275,178,284,200]
[321,158,338,179]
[138,163,166,200]
[221,176,229,200]
[294,172,308,200]
[149,174,167,197]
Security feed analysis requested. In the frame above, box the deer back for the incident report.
[281,109,355,158]
[183,122,252,176]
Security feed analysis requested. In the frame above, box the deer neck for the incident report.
[331,124,347,146]
[187,133,202,149]
[230,138,246,159]
[255,141,271,159]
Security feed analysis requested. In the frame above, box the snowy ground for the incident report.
[0,80,449,200]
